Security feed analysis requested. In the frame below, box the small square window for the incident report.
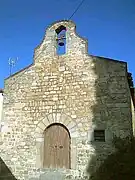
[94,130,105,142]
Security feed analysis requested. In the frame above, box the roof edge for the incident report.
[91,55,127,64]
[4,63,33,81]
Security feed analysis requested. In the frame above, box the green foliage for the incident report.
[0,157,17,180]
[87,136,135,180]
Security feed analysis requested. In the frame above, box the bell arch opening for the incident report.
[43,123,71,169]
[55,25,66,55]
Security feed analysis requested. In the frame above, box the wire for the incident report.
[5,0,86,91]
[5,1,86,101]
[68,0,86,20]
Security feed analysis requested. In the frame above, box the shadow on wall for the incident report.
[0,157,17,180]
[83,57,134,180]
[87,136,135,180]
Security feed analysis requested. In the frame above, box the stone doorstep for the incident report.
[28,168,88,180]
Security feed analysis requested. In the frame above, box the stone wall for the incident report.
[0,20,133,180]
[0,91,3,127]
[131,95,135,136]
[0,90,3,142]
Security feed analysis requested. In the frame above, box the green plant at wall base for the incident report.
[87,136,135,180]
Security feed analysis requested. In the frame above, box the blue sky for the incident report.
[0,0,135,88]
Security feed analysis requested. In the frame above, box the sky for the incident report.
[0,0,135,88]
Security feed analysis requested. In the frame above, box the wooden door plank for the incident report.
[44,124,70,168]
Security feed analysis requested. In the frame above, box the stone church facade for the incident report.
[0,20,134,180]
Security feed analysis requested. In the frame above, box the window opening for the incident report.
[94,130,105,142]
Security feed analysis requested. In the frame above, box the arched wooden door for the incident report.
[43,123,70,169]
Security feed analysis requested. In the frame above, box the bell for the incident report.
[58,39,64,46]
[57,34,65,46]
